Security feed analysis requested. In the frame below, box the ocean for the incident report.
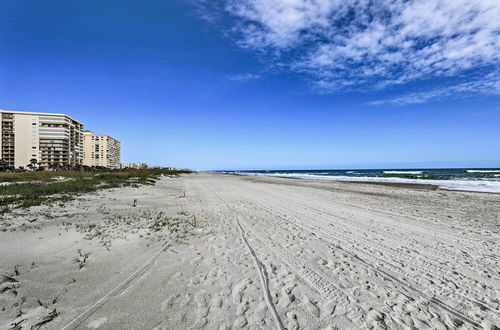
[226,168,500,193]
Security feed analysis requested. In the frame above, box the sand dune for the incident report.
[1,173,499,329]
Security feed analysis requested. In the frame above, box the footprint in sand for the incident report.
[303,296,320,318]
[333,303,348,316]
[232,315,248,328]
[209,267,219,277]
[323,300,337,315]
[171,272,183,280]
[191,256,203,265]
[220,286,232,297]
[191,291,210,329]
[211,295,223,308]
[86,317,107,328]
[364,309,386,329]
[182,293,193,307]
[231,278,253,304]
[236,300,250,316]
[278,284,296,308]
[161,294,181,312]
[247,302,267,327]
[286,312,300,330]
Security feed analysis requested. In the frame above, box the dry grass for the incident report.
[73,249,91,270]
[0,168,191,211]
[72,210,192,250]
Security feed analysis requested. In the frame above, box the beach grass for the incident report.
[0,168,191,211]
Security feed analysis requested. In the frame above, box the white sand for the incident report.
[0,173,499,329]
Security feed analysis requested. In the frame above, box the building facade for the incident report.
[121,162,148,169]
[0,110,83,169]
[83,131,121,169]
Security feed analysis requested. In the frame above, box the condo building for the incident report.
[121,162,148,169]
[83,131,121,169]
[0,109,83,169]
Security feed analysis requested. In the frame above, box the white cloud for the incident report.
[226,0,343,49]
[369,73,500,105]
[197,0,500,103]
[226,73,261,81]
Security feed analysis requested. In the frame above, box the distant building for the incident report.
[83,131,121,169]
[0,109,83,169]
[121,162,148,169]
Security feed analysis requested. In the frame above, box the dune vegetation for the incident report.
[0,168,191,212]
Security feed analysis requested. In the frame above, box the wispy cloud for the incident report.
[226,73,261,81]
[195,0,500,104]
[369,73,500,105]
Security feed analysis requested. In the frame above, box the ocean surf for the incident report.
[227,168,500,193]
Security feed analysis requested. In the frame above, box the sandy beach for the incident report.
[1,173,499,329]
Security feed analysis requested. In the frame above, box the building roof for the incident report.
[0,109,83,125]
[83,131,121,143]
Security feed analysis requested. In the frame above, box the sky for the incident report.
[0,0,499,170]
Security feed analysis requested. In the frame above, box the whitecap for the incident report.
[251,173,500,193]
[383,171,423,175]
[466,169,500,173]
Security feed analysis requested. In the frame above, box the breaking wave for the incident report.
[383,171,423,175]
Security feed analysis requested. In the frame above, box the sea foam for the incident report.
[383,170,423,175]
[240,172,500,193]
[466,169,500,173]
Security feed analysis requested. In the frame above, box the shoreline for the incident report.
[229,172,500,194]
[248,174,441,190]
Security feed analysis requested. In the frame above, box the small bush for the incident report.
[21,197,44,208]
[0,206,9,215]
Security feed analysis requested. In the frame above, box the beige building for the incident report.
[0,109,83,169]
[121,162,148,169]
[83,131,121,169]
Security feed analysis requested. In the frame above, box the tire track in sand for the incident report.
[215,193,285,330]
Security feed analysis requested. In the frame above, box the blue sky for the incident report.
[1,0,499,170]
